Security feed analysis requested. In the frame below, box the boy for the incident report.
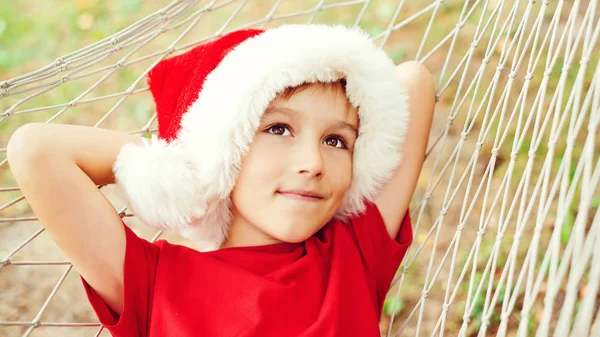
[7,24,435,336]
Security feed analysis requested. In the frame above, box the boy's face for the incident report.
[223,84,359,248]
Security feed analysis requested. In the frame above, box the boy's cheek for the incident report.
[324,156,353,187]
[255,134,291,151]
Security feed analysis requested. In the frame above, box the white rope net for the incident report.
[1,0,599,336]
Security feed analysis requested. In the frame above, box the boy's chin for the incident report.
[265,221,321,243]
[274,232,313,244]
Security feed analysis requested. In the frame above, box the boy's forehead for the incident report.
[269,85,358,121]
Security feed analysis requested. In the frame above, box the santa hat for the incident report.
[113,24,409,251]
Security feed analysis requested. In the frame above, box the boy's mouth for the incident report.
[277,189,324,201]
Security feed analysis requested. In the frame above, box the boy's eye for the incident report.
[265,124,348,150]
[266,124,292,136]
[324,137,347,149]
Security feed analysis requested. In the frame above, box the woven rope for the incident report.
[1,0,598,336]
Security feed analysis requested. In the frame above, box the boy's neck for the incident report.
[220,217,284,249]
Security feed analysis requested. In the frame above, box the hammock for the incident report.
[1,0,599,336]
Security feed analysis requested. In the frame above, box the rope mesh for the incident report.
[1,0,599,336]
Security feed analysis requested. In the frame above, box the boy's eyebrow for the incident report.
[263,106,359,138]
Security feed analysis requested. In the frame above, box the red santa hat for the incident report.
[113,24,409,251]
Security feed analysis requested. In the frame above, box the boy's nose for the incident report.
[293,140,324,177]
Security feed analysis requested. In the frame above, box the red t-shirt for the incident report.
[80,200,413,336]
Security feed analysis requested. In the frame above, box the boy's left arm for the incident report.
[374,61,436,239]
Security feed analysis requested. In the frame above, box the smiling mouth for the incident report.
[276,191,323,202]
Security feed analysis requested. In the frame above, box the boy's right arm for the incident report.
[7,123,143,316]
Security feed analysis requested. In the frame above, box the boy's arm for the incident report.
[7,123,142,316]
[374,61,435,238]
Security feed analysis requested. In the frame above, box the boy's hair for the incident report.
[278,78,355,112]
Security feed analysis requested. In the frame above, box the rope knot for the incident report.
[491,148,499,156]
[508,71,517,79]
[461,131,468,140]
[422,290,429,298]
[525,73,534,80]
[510,151,518,161]
[528,150,536,158]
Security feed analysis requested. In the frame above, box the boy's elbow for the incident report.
[7,123,47,165]
[395,61,436,119]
